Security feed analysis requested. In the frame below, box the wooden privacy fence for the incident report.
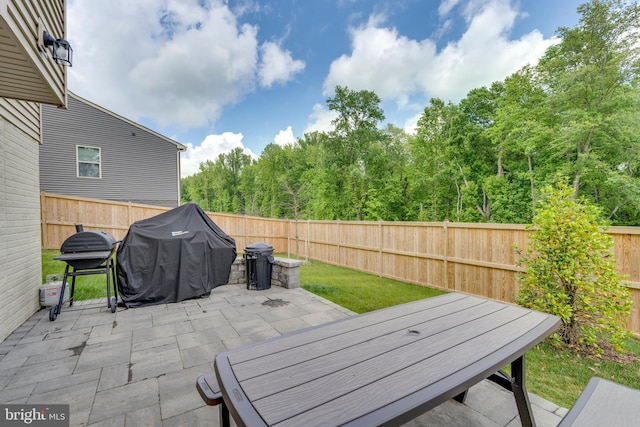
[41,192,640,335]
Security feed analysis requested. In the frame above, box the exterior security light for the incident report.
[43,30,73,66]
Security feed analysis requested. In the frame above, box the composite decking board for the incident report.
[214,294,560,427]
[251,309,548,425]
[232,296,495,381]
[237,301,509,398]
[261,313,548,427]
[345,315,561,427]
[228,292,469,365]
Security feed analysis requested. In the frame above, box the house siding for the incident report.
[40,95,183,208]
[0,0,68,343]
[0,0,67,106]
[0,115,43,343]
[0,97,41,141]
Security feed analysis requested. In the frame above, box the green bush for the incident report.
[515,180,632,355]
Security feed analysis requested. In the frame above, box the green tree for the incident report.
[181,148,253,213]
[361,124,410,220]
[536,0,640,221]
[456,86,502,222]
[515,179,632,355]
[484,68,555,223]
[324,85,385,220]
[408,98,459,221]
[252,143,288,217]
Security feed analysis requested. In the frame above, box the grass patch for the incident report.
[42,249,113,301]
[300,259,445,313]
[525,339,640,408]
[299,258,640,409]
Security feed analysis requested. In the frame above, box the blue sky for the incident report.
[66,0,583,177]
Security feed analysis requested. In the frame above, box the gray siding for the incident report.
[0,115,43,343]
[40,95,184,207]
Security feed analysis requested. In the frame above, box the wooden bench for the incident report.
[196,373,229,427]
[558,377,640,427]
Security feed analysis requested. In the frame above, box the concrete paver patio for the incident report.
[0,283,567,426]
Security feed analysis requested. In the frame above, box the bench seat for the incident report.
[558,377,640,427]
[197,372,230,427]
[196,372,223,406]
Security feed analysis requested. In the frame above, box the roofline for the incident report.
[67,91,187,151]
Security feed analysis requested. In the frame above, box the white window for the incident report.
[77,146,101,178]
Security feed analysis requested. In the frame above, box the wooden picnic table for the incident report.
[208,292,560,426]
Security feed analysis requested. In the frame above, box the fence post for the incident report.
[378,220,383,277]
[306,219,310,262]
[244,215,248,250]
[337,220,341,266]
[40,191,48,249]
[444,220,449,290]
[287,228,290,258]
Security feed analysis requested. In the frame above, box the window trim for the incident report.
[76,145,102,179]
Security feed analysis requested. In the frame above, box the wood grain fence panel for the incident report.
[415,224,446,256]
[382,223,418,253]
[39,193,640,334]
[129,205,168,226]
[383,253,419,284]
[629,289,640,334]
[415,256,444,290]
[207,213,246,250]
[609,229,640,286]
[341,246,377,275]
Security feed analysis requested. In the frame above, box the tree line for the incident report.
[182,0,640,225]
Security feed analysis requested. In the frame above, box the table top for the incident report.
[214,292,560,427]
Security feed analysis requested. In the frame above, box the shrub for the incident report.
[515,180,632,355]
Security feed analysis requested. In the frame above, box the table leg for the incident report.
[511,356,536,427]
[453,390,468,403]
[219,401,230,427]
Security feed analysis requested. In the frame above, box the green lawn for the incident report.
[300,259,445,313]
[41,250,640,408]
[42,249,113,301]
[299,259,640,409]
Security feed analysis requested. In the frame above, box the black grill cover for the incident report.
[116,203,236,307]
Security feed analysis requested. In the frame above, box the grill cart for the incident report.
[50,228,118,321]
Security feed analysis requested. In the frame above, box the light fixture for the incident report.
[42,30,73,66]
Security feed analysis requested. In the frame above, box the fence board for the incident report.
[39,192,640,335]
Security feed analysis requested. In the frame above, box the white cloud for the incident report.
[439,0,462,16]
[274,126,297,146]
[323,15,435,107]
[403,113,422,135]
[304,104,338,135]
[323,0,557,105]
[259,42,306,88]
[67,0,304,129]
[180,132,257,177]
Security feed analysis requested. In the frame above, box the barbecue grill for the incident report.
[50,228,119,321]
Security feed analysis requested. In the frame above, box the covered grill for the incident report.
[50,228,119,321]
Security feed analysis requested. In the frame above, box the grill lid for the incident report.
[60,230,117,253]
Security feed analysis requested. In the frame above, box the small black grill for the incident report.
[50,227,119,321]
[56,230,118,269]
